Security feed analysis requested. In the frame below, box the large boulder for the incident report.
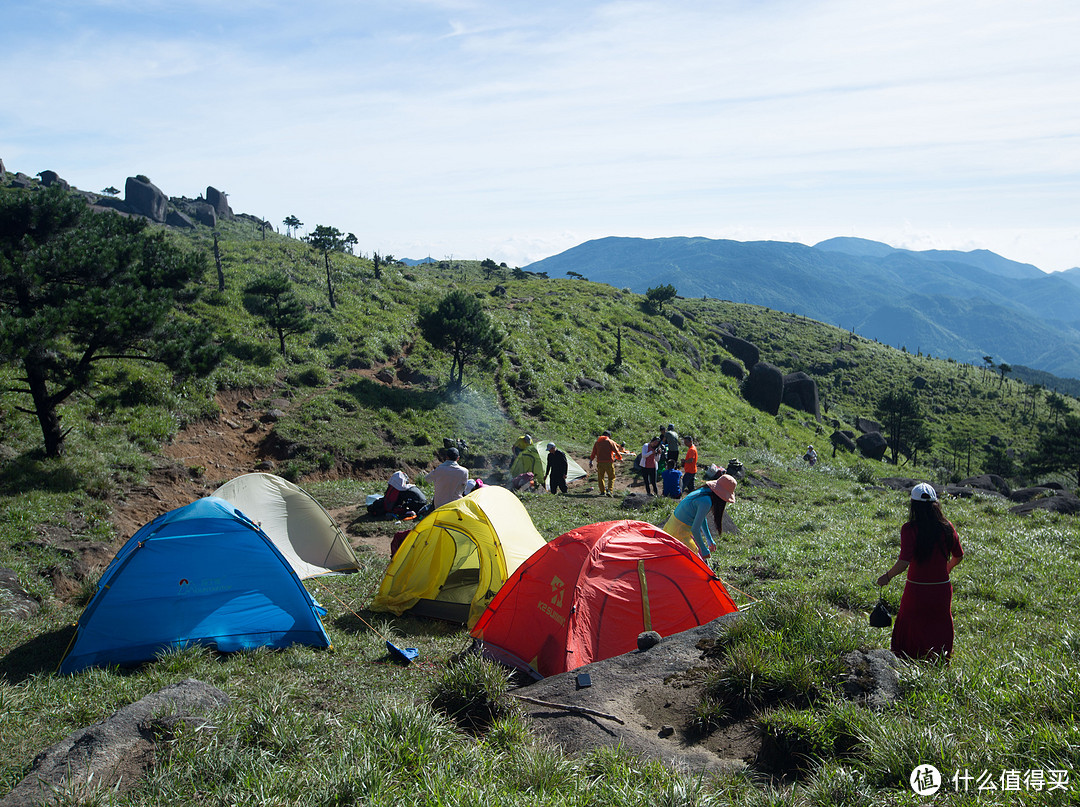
[38,170,70,190]
[165,209,194,229]
[205,186,234,220]
[192,201,217,227]
[0,679,228,807]
[856,431,888,461]
[956,474,1010,497]
[741,362,784,415]
[720,358,744,381]
[782,372,820,419]
[722,334,760,368]
[855,417,882,434]
[124,176,168,222]
[1010,490,1080,516]
[830,430,857,453]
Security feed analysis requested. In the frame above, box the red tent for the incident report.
[470,519,738,679]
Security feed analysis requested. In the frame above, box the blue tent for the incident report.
[59,497,331,674]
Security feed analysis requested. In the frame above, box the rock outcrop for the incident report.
[720,358,744,380]
[124,176,168,222]
[741,362,784,415]
[205,186,234,220]
[37,170,70,190]
[782,371,820,419]
[722,334,760,369]
[856,431,888,461]
[0,679,229,807]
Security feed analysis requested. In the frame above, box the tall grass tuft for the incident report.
[428,653,516,733]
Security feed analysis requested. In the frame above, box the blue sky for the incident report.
[3,0,1079,271]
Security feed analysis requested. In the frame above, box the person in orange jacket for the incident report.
[681,435,699,493]
[589,430,623,496]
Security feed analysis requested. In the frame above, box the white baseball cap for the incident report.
[910,482,938,502]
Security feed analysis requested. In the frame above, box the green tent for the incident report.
[509,442,586,484]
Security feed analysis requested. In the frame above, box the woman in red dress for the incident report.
[877,483,964,660]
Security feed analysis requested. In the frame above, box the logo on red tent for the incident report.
[549,575,565,608]
[536,575,568,626]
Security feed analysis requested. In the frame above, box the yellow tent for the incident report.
[369,485,546,627]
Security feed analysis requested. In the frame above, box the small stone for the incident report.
[658,725,675,738]
[637,630,662,651]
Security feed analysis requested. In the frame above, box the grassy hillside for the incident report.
[2,194,1080,805]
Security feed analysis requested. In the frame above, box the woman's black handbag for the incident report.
[869,598,892,628]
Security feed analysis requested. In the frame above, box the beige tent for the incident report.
[369,485,546,627]
[213,473,359,578]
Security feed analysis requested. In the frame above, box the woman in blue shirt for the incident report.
[663,474,736,558]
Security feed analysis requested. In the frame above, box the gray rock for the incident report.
[720,359,744,380]
[0,568,39,621]
[92,196,130,213]
[957,474,1009,497]
[741,362,784,415]
[205,187,233,220]
[839,649,900,708]
[1009,486,1057,503]
[193,202,217,228]
[830,430,857,453]
[576,377,605,391]
[722,334,760,368]
[620,492,651,511]
[782,371,820,419]
[124,176,168,222]
[1010,490,1080,517]
[37,171,69,190]
[637,631,662,651]
[855,417,882,434]
[517,614,746,774]
[0,679,229,807]
[856,431,888,461]
[165,209,194,229]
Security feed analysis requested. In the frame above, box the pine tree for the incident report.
[243,273,313,360]
[0,186,219,456]
[418,290,504,391]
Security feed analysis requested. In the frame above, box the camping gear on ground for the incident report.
[508,471,535,491]
[58,497,332,674]
[470,519,739,679]
[661,467,682,498]
[509,441,586,486]
[366,475,428,520]
[702,463,723,481]
[213,472,359,579]
[369,485,546,628]
[869,598,893,628]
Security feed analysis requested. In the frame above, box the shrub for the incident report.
[428,653,515,733]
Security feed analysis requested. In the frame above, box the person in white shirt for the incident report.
[427,447,469,508]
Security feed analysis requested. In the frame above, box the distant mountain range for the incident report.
[525,236,1080,382]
